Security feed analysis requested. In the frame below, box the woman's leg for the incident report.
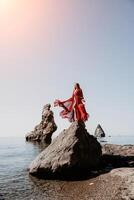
[78,104,89,121]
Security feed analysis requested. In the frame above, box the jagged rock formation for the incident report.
[29,121,102,178]
[25,104,57,144]
[94,124,105,138]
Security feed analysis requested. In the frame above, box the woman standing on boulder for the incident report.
[54,83,89,122]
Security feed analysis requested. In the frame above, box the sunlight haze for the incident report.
[0,0,134,137]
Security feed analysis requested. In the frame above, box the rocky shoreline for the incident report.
[27,144,134,200]
[28,121,134,179]
[28,135,134,200]
[26,167,133,200]
[25,105,134,199]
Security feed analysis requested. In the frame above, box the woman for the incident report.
[54,83,89,122]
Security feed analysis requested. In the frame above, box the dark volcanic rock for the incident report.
[94,124,105,138]
[26,104,57,144]
[29,121,102,178]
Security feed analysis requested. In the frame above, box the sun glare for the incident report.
[0,0,10,12]
[0,0,8,6]
[0,0,17,15]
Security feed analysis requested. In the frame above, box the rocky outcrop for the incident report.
[94,124,105,138]
[102,144,134,156]
[29,121,102,178]
[102,144,134,168]
[26,104,57,144]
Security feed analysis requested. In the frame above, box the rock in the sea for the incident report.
[29,121,102,178]
[26,104,57,144]
[94,124,105,138]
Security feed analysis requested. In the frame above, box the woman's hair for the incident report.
[74,83,80,89]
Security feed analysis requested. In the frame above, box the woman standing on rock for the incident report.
[54,83,89,122]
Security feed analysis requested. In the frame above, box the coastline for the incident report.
[0,137,134,200]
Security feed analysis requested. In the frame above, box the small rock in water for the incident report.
[94,124,105,138]
[25,104,57,144]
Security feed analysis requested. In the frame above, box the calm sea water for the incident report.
[0,135,134,200]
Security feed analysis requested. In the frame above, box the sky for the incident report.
[0,0,134,137]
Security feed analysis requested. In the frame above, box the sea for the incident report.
[0,135,134,200]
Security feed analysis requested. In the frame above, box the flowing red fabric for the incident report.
[54,88,89,122]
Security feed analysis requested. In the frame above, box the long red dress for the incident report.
[54,88,89,122]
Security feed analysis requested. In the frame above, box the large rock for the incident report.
[29,121,102,178]
[94,124,105,138]
[26,104,57,144]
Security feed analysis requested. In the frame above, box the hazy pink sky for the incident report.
[0,0,134,137]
